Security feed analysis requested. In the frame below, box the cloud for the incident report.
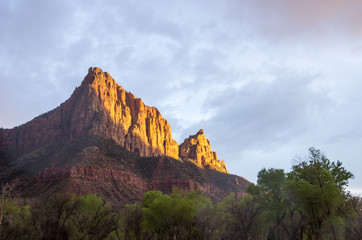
[1,0,362,194]
[196,68,331,151]
[227,0,362,41]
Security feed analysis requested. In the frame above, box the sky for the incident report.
[1,0,362,195]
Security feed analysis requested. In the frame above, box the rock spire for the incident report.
[179,129,228,173]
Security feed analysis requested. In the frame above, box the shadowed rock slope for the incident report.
[0,67,250,203]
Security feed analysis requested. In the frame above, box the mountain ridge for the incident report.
[1,67,228,173]
[0,67,250,202]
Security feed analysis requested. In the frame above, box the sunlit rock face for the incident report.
[0,67,232,174]
[0,67,179,159]
[0,67,250,203]
[77,67,180,159]
[179,129,229,174]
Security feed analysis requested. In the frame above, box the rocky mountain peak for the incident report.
[76,67,180,159]
[82,67,115,88]
[0,67,251,203]
[0,67,231,173]
[0,67,179,160]
[196,129,204,135]
[179,129,228,174]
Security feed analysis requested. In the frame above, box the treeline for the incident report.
[0,148,361,240]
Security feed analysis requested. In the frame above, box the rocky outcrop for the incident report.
[179,129,228,173]
[14,157,246,203]
[0,67,235,180]
[15,166,149,203]
[0,67,251,203]
[79,67,179,158]
[0,67,179,159]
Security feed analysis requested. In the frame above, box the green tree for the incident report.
[250,168,307,239]
[257,168,288,238]
[142,190,172,239]
[287,147,353,240]
[0,198,32,240]
[142,188,209,240]
[0,181,18,231]
[68,194,119,240]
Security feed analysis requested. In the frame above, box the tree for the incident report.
[287,147,353,240]
[344,194,362,240]
[0,197,31,240]
[67,194,119,240]
[194,202,221,240]
[28,193,79,240]
[0,180,18,229]
[142,190,172,239]
[253,168,309,239]
[142,188,209,240]
[249,168,291,239]
[116,202,153,240]
[225,195,265,240]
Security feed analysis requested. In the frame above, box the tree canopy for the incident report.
[0,147,360,240]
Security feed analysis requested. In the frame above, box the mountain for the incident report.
[0,67,179,159]
[0,67,249,203]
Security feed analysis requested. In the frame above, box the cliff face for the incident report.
[78,67,179,159]
[0,67,179,159]
[5,137,249,203]
[0,67,249,204]
[0,68,232,173]
[179,129,228,174]
[0,67,250,203]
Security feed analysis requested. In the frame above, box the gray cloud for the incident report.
[1,0,362,194]
[181,68,330,152]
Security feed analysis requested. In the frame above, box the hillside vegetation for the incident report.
[0,148,360,240]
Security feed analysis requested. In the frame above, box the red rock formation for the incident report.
[79,67,179,158]
[14,160,246,203]
[0,67,234,186]
[15,166,149,203]
[179,129,228,173]
[0,67,179,159]
[0,67,251,203]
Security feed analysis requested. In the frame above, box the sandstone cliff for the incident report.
[0,67,234,175]
[0,67,179,159]
[5,136,249,203]
[0,67,250,203]
[179,129,228,173]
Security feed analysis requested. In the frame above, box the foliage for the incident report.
[0,148,360,240]
[67,194,119,240]
[141,188,211,240]
[287,147,353,239]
